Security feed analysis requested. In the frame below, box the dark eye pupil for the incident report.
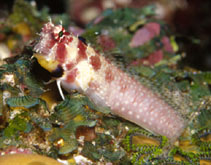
[59,31,63,37]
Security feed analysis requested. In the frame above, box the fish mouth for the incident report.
[33,22,56,55]
[33,35,47,55]
[33,38,53,56]
[33,41,42,54]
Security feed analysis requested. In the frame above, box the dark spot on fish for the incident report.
[51,65,64,78]
[78,36,87,45]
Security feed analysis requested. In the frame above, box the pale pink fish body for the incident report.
[34,22,186,141]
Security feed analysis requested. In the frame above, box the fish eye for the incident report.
[58,31,63,37]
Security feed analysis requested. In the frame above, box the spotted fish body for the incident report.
[34,22,186,141]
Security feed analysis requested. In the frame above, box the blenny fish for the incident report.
[33,22,186,141]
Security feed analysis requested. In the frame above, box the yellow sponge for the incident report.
[0,154,62,165]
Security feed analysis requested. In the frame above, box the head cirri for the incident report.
[33,22,71,75]
[34,22,71,56]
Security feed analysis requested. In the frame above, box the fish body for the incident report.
[34,22,186,141]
